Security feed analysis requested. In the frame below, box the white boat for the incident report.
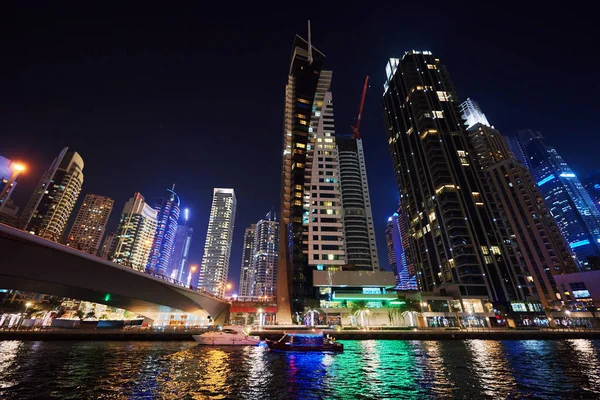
[193,326,261,346]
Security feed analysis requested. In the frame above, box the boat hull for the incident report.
[266,341,344,352]
[193,336,260,346]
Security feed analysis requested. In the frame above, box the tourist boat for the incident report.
[266,331,344,352]
[192,326,261,346]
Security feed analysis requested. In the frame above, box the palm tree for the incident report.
[85,311,96,320]
[450,303,463,328]
[75,310,85,321]
[351,301,370,329]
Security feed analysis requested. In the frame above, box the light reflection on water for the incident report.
[0,339,599,399]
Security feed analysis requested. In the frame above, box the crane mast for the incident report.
[351,76,370,139]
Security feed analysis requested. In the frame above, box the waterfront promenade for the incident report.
[1,326,600,341]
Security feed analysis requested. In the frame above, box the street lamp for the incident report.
[0,162,25,213]
[187,265,197,287]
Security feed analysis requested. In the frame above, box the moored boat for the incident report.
[193,326,261,346]
[266,331,343,352]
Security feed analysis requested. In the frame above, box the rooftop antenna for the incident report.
[307,20,313,65]
[171,183,176,191]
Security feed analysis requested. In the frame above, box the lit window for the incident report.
[436,91,450,101]
[296,143,306,149]
[299,120,308,126]
[296,113,308,119]
[298,98,310,104]
[490,246,501,255]
[433,111,443,118]
[427,64,436,69]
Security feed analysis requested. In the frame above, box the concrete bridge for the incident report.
[0,223,230,324]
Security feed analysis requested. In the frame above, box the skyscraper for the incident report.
[383,51,523,305]
[463,106,578,306]
[337,135,380,271]
[110,193,158,271]
[21,147,84,242]
[98,231,115,260]
[278,29,350,322]
[251,211,279,298]
[0,156,20,211]
[512,130,600,269]
[198,188,236,297]
[385,213,418,290]
[66,194,114,255]
[168,209,194,282]
[239,224,256,298]
[147,187,180,276]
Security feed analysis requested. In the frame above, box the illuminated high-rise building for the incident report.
[239,224,256,297]
[110,193,158,271]
[385,212,418,290]
[66,194,114,255]
[511,130,600,269]
[277,28,351,322]
[147,187,180,276]
[0,156,20,211]
[198,188,236,297]
[383,51,524,305]
[21,147,84,242]
[168,208,194,282]
[463,104,578,306]
[252,211,279,298]
[98,230,115,260]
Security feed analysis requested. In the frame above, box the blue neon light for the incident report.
[570,239,590,249]
[537,175,555,186]
[559,172,576,178]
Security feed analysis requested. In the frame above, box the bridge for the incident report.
[0,223,230,324]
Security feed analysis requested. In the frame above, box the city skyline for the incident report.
[1,6,598,289]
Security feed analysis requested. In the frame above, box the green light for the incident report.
[104,293,111,302]
[389,301,406,305]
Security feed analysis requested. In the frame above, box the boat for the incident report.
[266,331,344,352]
[192,326,261,346]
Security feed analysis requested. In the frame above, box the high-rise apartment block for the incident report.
[22,147,84,242]
[98,231,115,260]
[169,211,193,282]
[383,51,524,305]
[464,110,578,306]
[512,130,600,269]
[386,212,418,290]
[198,188,236,297]
[110,193,158,271]
[239,224,256,298]
[147,187,180,275]
[66,194,114,255]
[251,212,279,298]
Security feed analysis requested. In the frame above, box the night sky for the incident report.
[1,4,598,290]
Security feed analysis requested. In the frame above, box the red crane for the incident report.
[351,76,370,139]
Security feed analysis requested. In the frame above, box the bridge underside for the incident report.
[0,224,230,325]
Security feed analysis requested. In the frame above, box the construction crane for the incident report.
[351,76,370,139]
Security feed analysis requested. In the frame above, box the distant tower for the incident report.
[386,213,418,290]
[239,224,256,297]
[66,194,114,255]
[168,208,194,282]
[98,231,115,260]
[198,188,237,297]
[252,211,279,298]
[147,187,180,275]
[110,193,158,271]
[21,147,84,242]
[0,156,20,210]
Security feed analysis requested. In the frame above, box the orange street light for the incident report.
[226,283,232,290]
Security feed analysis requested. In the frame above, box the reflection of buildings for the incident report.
[21,147,84,242]
[198,188,236,297]
[511,130,600,269]
[66,194,114,255]
[110,193,158,271]
[383,51,523,306]
[147,187,180,275]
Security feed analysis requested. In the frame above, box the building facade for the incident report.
[337,135,380,270]
[98,231,115,260]
[239,224,256,298]
[21,148,84,242]
[512,130,600,269]
[169,221,194,282]
[386,213,418,290]
[251,212,279,298]
[464,114,578,307]
[198,188,236,297]
[0,156,19,211]
[110,193,158,271]
[147,187,180,276]
[66,194,114,255]
[383,51,524,306]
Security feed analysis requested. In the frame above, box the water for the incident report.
[1,339,600,399]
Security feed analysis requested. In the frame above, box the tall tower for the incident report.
[239,224,256,298]
[98,230,115,260]
[168,208,194,282]
[512,130,600,269]
[383,51,523,305]
[252,211,279,298]
[463,103,578,306]
[110,193,158,271]
[22,148,84,242]
[337,134,380,270]
[386,213,418,290]
[277,28,336,324]
[66,194,114,255]
[198,188,236,297]
[147,187,180,275]
[0,156,19,209]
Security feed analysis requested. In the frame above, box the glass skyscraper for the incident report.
[511,130,600,269]
[168,210,193,282]
[386,212,417,290]
[147,187,180,276]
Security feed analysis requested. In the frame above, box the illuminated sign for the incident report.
[573,290,591,299]
[537,175,555,186]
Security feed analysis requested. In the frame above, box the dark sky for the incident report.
[1,3,598,291]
